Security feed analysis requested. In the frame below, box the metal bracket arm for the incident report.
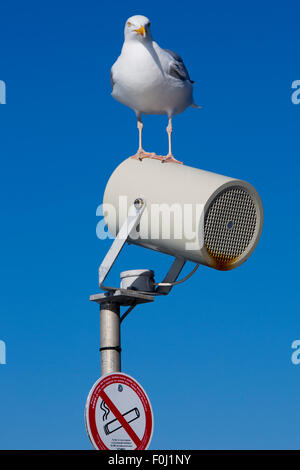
[98,198,146,292]
[156,257,186,295]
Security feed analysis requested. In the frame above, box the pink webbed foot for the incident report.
[162,154,183,165]
[130,149,156,161]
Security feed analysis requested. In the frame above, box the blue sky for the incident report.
[0,0,300,449]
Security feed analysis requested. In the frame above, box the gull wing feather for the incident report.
[163,48,194,83]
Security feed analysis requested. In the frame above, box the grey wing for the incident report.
[164,49,194,83]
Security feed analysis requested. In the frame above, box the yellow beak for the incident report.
[135,25,146,37]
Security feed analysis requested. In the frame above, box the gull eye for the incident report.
[127,21,132,27]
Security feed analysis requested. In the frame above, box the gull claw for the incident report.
[130,149,156,160]
[161,154,183,164]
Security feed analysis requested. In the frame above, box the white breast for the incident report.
[111,41,192,116]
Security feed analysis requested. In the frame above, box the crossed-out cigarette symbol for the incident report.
[103,406,140,435]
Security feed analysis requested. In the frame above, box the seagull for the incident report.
[110,15,200,164]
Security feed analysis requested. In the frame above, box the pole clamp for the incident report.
[99,346,122,353]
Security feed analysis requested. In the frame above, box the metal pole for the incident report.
[100,302,121,376]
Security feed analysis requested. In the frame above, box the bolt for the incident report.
[134,198,144,209]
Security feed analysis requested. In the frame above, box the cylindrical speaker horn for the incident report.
[103,158,263,270]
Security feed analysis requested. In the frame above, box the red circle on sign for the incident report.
[85,373,154,450]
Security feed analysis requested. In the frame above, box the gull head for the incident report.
[124,15,152,42]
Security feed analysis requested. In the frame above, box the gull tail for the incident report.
[190,103,202,109]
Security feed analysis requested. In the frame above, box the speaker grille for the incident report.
[204,187,257,268]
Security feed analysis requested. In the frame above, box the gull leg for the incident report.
[130,118,157,160]
[162,118,183,164]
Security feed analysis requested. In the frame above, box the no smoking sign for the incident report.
[85,372,154,450]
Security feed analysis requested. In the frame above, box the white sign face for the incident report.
[85,373,154,450]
